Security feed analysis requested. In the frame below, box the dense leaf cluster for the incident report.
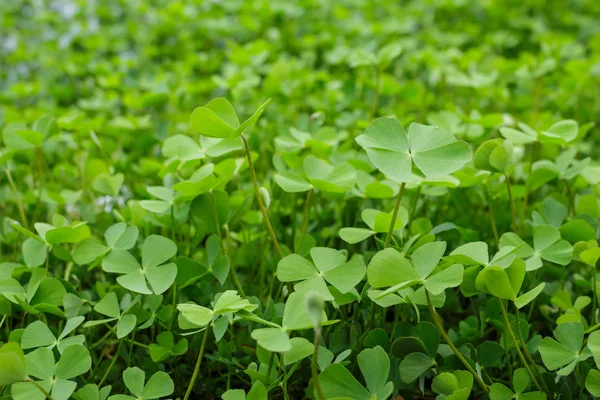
[1,0,600,399]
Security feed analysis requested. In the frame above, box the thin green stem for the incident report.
[312,328,326,400]
[282,362,289,400]
[241,134,282,259]
[91,329,113,348]
[5,168,28,228]
[502,327,513,378]
[370,67,381,119]
[410,185,421,223]
[521,142,538,232]
[28,379,54,400]
[579,362,585,398]
[504,173,517,233]
[170,206,176,241]
[426,291,488,393]
[497,298,542,392]
[585,321,600,335]
[514,306,548,393]
[368,301,376,331]
[565,180,575,216]
[593,267,598,325]
[209,190,244,296]
[384,182,406,248]
[209,191,225,254]
[99,340,123,387]
[483,182,499,246]
[482,368,494,385]
[169,282,178,330]
[296,188,314,251]
[63,262,73,282]
[184,325,212,400]
[266,352,275,383]
[35,147,44,206]
[45,246,50,276]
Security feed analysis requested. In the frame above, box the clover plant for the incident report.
[2,2,600,399]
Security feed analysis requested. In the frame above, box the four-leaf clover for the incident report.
[277,247,366,301]
[102,235,177,295]
[355,117,471,182]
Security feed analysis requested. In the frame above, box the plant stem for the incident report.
[266,352,275,383]
[210,191,244,296]
[63,261,73,282]
[594,266,598,325]
[35,147,44,205]
[184,324,211,400]
[586,321,600,336]
[565,180,575,216]
[502,327,513,378]
[296,188,314,251]
[370,67,381,119]
[99,340,123,387]
[425,291,488,393]
[578,362,585,397]
[384,182,406,248]
[514,306,548,393]
[521,142,538,232]
[368,301,376,331]
[241,134,282,259]
[170,206,176,241]
[497,298,542,392]
[282,362,289,400]
[28,379,54,400]
[127,307,142,368]
[5,168,28,228]
[504,173,517,233]
[312,328,326,400]
[169,282,178,330]
[410,185,421,223]
[45,246,50,276]
[483,182,499,246]
[92,329,113,348]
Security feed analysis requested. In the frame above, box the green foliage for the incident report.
[1,0,600,398]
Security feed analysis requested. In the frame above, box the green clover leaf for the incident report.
[83,292,138,339]
[277,247,366,300]
[500,120,579,145]
[102,235,177,295]
[431,370,473,400]
[489,368,545,400]
[12,345,91,400]
[319,346,392,400]
[367,242,464,300]
[538,322,591,375]
[190,98,270,138]
[500,224,573,270]
[355,117,471,182]
[21,316,85,353]
[339,208,408,244]
[274,155,356,194]
[107,367,174,400]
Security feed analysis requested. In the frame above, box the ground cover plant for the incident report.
[2,0,600,399]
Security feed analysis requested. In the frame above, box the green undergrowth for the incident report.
[1,1,600,399]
